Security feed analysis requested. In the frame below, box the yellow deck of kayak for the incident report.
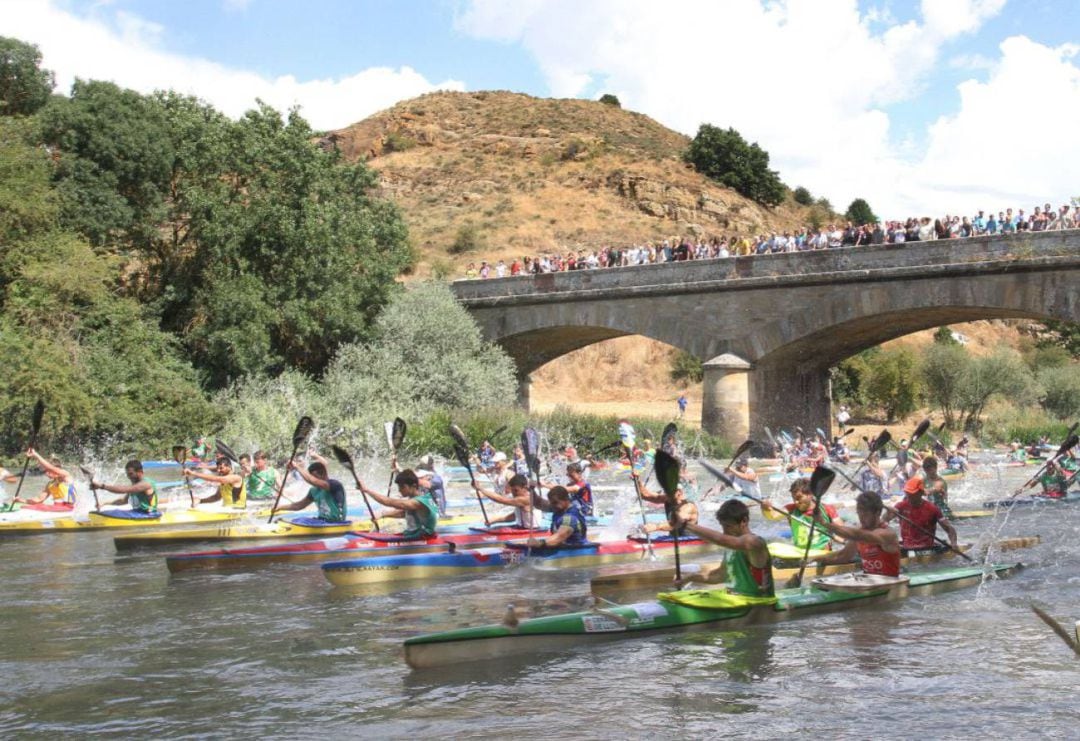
[0,508,246,534]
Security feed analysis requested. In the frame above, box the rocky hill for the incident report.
[322,90,809,275]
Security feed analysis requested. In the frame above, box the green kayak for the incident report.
[404,563,1020,670]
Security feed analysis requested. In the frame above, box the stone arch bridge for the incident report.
[450,231,1080,444]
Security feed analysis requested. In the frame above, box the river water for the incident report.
[1,462,1078,738]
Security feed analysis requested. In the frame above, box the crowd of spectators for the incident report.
[459,201,1080,279]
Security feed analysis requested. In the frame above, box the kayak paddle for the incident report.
[215,439,240,464]
[331,444,379,531]
[268,416,314,523]
[1031,604,1080,658]
[172,445,196,508]
[830,465,972,562]
[384,417,407,510]
[78,465,100,511]
[619,420,655,560]
[850,430,891,480]
[11,400,45,504]
[793,466,836,588]
[654,448,683,581]
[451,423,490,527]
[521,426,542,524]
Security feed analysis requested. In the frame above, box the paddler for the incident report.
[92,460,159,515]
[726,458,759,497]
[525,485,588,548]
[0,466,17,509]
[634,481,698,534]
[883,477,958,553]
[1017,459,1068,499]
[417,455,448,516]
[184,456,247,509]
[544,462,593,516]
[811,491,901,576]
[676,499,774,597]
[760,478,838,551]
[357,469,439,538]
[13,448,76,508]
[857,451,888,494]
[245,450,280,501]
[277,454,348,522]
[471,473,538,528]
[191,436,210,461]
[920,456,953,518]
[1007,441,1028,464]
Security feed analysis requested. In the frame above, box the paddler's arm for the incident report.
[938,516,959,549]
[93,480,152,497]
[759,499,786,521]
[824,520,900,552]
[470,480,517,507]
[527,523,572,548]
[289,460,329,490]
[530,488,553,512]
[682,522,770,566]
[361,484,423,512]
[812,538,858,566]
[630,473,666,504]
[27,448,72,481]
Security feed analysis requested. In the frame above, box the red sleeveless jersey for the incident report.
[856,540,901,576]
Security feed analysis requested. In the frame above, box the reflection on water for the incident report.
[0,466,1078,736]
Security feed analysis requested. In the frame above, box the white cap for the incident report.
[415,468,434,478]
[492,452,508,463]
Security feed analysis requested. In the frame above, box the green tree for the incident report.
[957,348,1035,431]
[1038,320,1080,358]
[40,84,413,385]
[792,186,813,206]
[316,282,517,436]
[921,342,970,427]
[845,198,877,225]
[1037,365,1080,420]
[830,348,879,407]
[933,326,959,346]
[670,350,703,384]
[683,124,785,207]
[0,36,55,116]
[863,347,920,422]
[598,93,621,107]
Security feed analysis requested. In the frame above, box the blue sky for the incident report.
[5,0,1079,215]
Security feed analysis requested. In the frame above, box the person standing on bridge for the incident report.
[677,393,688,419]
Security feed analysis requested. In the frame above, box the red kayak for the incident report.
[21,502,75,512]
[165,526,544,574]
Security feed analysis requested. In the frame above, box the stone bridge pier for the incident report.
[451,231,1080,446]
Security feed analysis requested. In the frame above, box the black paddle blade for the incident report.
[330,444,355,471]
[293,416,315,448]
[171,445,188,465]
[452,443,472,471]
[392,418,407,451]
[911,418,931,443]
[30,399,45,434]
[698,458,736,489]
[491,425,508,441]
[449,423,470,451]
[869,430,891,453]
[809,466,836,500]
[1058,434,1080,457]
[843,428,855,436]
[732,439,754,460]
[522,427,541,476]
[654,450,681,497]
[215,439,239,464]
[660,423,678,454]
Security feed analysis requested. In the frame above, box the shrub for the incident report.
[792,186,813,206]
[598,93,621,107]
[670,351,704,383]
[683,124,785,207]
[384,131,416,152]
[449,222,483,254]
[1038,365,1080,419]
[845,198,877,226]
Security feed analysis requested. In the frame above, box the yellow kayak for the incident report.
[0,507,247,535]
[112,513,476,551]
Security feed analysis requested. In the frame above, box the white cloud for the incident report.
[223,0,254,12]
[457,0,1078,217]
[1,0,465,130]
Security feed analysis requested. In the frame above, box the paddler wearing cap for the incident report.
[411,455,447,516]
[883,476,958,552]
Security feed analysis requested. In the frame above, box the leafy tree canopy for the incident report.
[0,36,55,116]
[845,197,877,226]
[683,124,785,207]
